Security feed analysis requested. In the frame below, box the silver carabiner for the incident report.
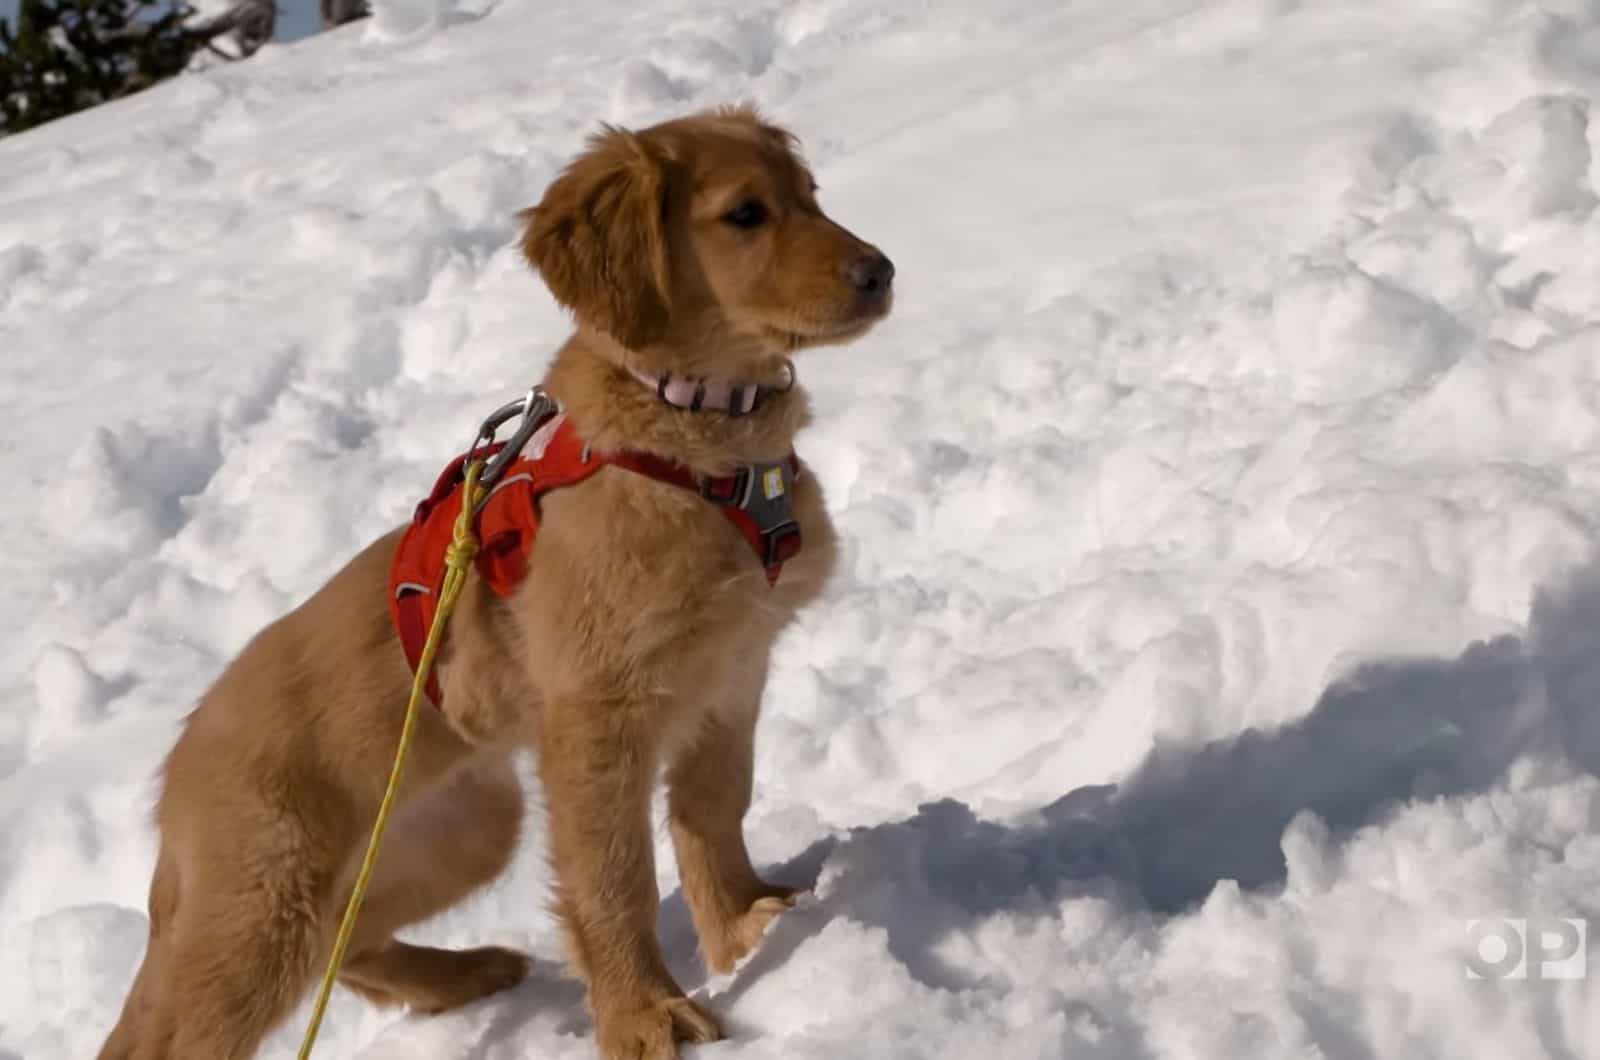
[464,391,532,458]
[466,387,557,510]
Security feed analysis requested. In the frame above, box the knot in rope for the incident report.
[443,461,487,572]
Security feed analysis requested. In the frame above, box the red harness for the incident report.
[387,413,803,706]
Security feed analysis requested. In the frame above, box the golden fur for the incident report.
[95,103,893,1060]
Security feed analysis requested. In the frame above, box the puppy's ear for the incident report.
[520,126,671,349]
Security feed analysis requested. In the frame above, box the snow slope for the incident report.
[4,0,1600,1056]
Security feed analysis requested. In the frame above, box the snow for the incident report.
[3,0,1600,1057]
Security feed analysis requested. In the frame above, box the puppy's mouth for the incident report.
[764,296,893,351]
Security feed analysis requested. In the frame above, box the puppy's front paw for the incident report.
[704,885,803,974]
[596,995,723,1060]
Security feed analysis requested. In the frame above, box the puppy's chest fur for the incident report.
[436,461,838,747]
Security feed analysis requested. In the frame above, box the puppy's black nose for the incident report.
[847,253,895,295]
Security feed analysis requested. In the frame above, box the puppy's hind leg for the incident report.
[340,941,531,1014]
[336,754,531,1015]
[163,872,330,1059]
[97,850,181,1060]
[97,944,181,1060]
[97,941,176,1060]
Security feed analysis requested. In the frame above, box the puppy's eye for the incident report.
[722,199,768,229]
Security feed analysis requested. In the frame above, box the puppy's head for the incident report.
[520,105,893,369]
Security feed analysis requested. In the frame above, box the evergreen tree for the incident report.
[0,0,273,136]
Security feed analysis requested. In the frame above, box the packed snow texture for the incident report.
[4,0,1600,1057]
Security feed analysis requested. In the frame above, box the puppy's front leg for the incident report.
[539,696,722,1060]
[666,701,798,974]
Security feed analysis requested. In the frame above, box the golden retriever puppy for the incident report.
[95,103,893,1060]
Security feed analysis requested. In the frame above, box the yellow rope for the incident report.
[296,459,487,1060]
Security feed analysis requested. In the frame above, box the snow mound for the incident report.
[2,0,1600,1057]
